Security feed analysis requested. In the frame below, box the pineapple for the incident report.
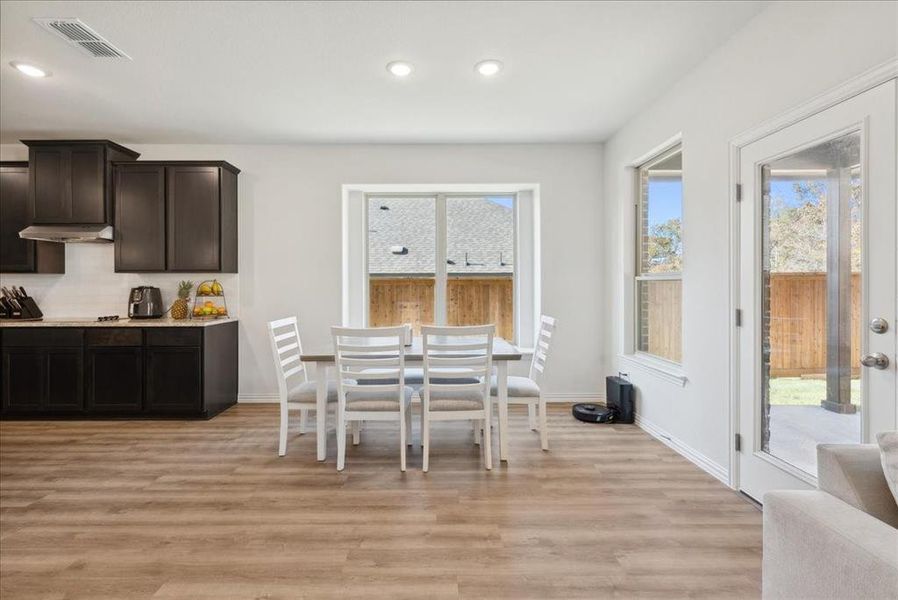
[171,280,193,320]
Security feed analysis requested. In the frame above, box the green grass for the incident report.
[769,377,860,406]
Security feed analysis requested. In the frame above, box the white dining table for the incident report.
[299,336,522,462]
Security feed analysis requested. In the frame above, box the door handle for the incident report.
[860,353,890,370]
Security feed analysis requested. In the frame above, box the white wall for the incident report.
[602,1,898,479]
[2,143,604,401]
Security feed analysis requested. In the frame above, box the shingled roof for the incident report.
[368,197,514,275]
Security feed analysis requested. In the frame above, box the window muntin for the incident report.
[636,147,683,363]
[366,194,515,339]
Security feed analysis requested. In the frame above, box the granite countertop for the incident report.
[0,317,236,328]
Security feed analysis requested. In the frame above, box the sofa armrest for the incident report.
[763,490,898,600]
[818,444,898,527]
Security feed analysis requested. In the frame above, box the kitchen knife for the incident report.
[4,297,22,318]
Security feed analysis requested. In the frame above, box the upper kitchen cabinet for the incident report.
[0,162,65,273]
[114,164,166,272]
[23,140,140,225]
[114,161,239,273]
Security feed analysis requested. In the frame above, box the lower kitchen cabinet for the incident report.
[2,350,45,413]
[0,322,237,419]
[46,350,84,412]
[2,348,83,414]
[87,347,144,413]
[146,347,202,414]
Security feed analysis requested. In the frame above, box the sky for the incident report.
[769,179,820,209]
[647,180,682,227]
[487,196,514,208]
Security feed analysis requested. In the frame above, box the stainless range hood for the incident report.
[19,224,114,243]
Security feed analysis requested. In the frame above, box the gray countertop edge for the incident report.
[0,318,237,328]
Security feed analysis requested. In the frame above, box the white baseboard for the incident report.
[239,392,604,404]
[635,413,729,485]
[238,394,279,403]
[542,393,604,404]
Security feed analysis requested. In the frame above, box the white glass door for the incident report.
[737,81,897,501]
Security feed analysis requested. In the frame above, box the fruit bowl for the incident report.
[191,279,229,319]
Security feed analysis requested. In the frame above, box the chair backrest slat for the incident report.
[529,315,556,384]
[422,325,494,409]
[332,326,408,404]
[268,316,309,403]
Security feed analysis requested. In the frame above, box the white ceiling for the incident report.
[0,1,766,144]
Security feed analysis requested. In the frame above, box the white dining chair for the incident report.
[332,326,414,472]
[490,315,556,450]
[421,325,495,472]
[267,316,338,457]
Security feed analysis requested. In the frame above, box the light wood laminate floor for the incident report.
[0,404,762,599]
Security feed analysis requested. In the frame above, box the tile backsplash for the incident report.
[0,244,238,318]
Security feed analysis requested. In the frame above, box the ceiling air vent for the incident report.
[33,18,131,59]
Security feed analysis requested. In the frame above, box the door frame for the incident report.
[727,58,898,490]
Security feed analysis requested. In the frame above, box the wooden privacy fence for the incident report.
[641,279,683,364]
[369,276,513,340]
[369,273,856,376]
[640,273,857,376]
[768,272,860,377]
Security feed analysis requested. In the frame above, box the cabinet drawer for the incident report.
[145,328,202,347]
[2,328,83,348]
[86,328,143,347]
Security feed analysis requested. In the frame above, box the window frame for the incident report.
[343,184,540,349]
[633,144,684,367]
[363,192,517,329]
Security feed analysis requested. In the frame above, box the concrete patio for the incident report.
[768,404,861,476]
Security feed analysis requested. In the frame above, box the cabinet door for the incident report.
[31,146,70,222]
[115,165,166,271]
[167,166,220,271]
[70,145,106,223]
[46,350,83,412]
[0,165,35,272]
[87,347,143,413]
[145,347,202,413]
[1,350,45,413]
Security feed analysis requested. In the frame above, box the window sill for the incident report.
[618,353,687,387]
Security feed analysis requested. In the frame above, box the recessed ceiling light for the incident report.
[387,61,413,78]
[10,61,49,78]
[475,59,503,77]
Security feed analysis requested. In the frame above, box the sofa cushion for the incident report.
[876,432,898,509]
[763,490,898,600]
[817,444,898,528]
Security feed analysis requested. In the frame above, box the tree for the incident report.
[767,177,861,273]
[646,218,682,272]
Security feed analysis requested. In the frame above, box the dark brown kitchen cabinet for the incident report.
[114,164,166,271]
[0,162,65,273]
[1,350,44,413]
[85,328,144,414]
[1,329,84,415]
[113,161,239,273]
[145,347,202,413]
[0,322,237,419]
[46,350,84,412]
[2,349,83,414]
[23,140,139,225]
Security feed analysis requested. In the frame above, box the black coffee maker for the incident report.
[128,286,164,319]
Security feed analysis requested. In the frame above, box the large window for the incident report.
[635,146,683,363]
[366,194,515,339]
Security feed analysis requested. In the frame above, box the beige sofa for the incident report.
[763,444,898,599]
